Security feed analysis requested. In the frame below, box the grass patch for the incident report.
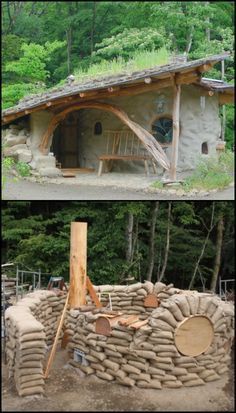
[151,180,164,189]
[73,48,169,83]
[183,151,234,191]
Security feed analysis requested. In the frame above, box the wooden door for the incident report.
[60,117,79,168]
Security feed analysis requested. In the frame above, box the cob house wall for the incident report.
[2,85,221,176]
[5,282,234,396]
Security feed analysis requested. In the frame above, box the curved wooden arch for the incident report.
[39,101,170,170]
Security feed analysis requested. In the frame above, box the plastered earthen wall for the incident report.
[3,85,221,176]
[75,86,221,173]
[5,282,234,396]
[29,111,62,176]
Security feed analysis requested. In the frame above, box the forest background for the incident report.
[2,1,234,149]
[2,201,234,293]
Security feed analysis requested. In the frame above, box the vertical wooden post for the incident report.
[69,222,87,308]
[170,83,181,181]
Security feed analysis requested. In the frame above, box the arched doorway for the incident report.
[50,112,79,168]
[40,102,170,171]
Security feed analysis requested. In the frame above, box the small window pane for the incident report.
[152,117,173,144]
[94,122,102,135]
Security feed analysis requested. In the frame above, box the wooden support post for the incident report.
[170,83,181,181]
[44,292,70,378]
[86,276,102,308]
[69,222,87,308]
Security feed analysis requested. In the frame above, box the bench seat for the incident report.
[98,154,157,176]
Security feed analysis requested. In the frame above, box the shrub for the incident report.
[15,161,31,177]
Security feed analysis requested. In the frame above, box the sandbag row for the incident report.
[86,282,180,319]
[4,289,67,396]
[66,287,234,390]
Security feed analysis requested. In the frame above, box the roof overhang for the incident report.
[2,52,233,125]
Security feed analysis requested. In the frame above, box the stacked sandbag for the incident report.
[5,302,46,396]
[24,290,67,345]
[4,289,68,396]
[86,282,156,318]
[66,285,234,390]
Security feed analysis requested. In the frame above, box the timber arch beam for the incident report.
[39,101,170,170]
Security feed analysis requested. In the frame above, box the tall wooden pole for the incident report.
[221,60,226,142]
[170,83,181,181]
[69,222,87,308]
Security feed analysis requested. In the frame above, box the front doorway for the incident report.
[51,113,79,168]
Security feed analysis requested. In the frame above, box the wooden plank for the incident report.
[44,292,70,378]
[86,276,102,308]
[170,83,181,180]
[174,315,214,357]
[219,93,234,105]
[62,172,76,177]
[129,319,149,329]
[99,155,151,160]
[119,315,139,326]
[69,222,87,308]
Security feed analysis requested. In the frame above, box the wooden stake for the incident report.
[86,276,102,308]
[44,292,70,378]
[69,222,87,308]
[170,83,181,180]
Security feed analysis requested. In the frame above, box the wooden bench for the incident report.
[98,154,156,176]
[98,130,158,176]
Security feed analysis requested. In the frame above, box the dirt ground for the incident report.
[2,346,234,412]
[2,173,234,200]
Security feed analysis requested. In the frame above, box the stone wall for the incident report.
[3,123,32,164]
[2,111,62,177]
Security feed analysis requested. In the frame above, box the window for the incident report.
[152,117,173,145]
[202,142,208,154]
[94,122,102,135]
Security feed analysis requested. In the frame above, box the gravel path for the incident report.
[2,173,234,200]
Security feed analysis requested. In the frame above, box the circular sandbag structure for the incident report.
[4,282,234,396]
[65,282,234,389]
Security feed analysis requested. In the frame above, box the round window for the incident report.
[174,315,214,357]
[152,117,173,145]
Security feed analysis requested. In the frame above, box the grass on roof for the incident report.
[56,47,170,87]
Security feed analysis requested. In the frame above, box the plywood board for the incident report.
[174,315,214,357]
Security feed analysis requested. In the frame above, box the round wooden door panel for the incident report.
[174,315,214,357]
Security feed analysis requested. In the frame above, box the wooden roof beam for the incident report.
[1,70,205,124]
[108,86,120,92]
[144,77,152,84]
[197,62,214,73]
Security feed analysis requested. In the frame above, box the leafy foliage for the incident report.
[93,28,168,61]
[1,1,234,144]
[2,201,234,291]
[183,151,234,191]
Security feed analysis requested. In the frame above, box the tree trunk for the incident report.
[126,212,134,263]
[205,1,211,42]
[158,202,171,282]
[90,1,97,56]
[146,202,159,281]
[221,60,226,141]
[188,202,215,290]
[131,219,139,263]
[66,27,72,75]
[210,215,224,293]
[185,26,194,55]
